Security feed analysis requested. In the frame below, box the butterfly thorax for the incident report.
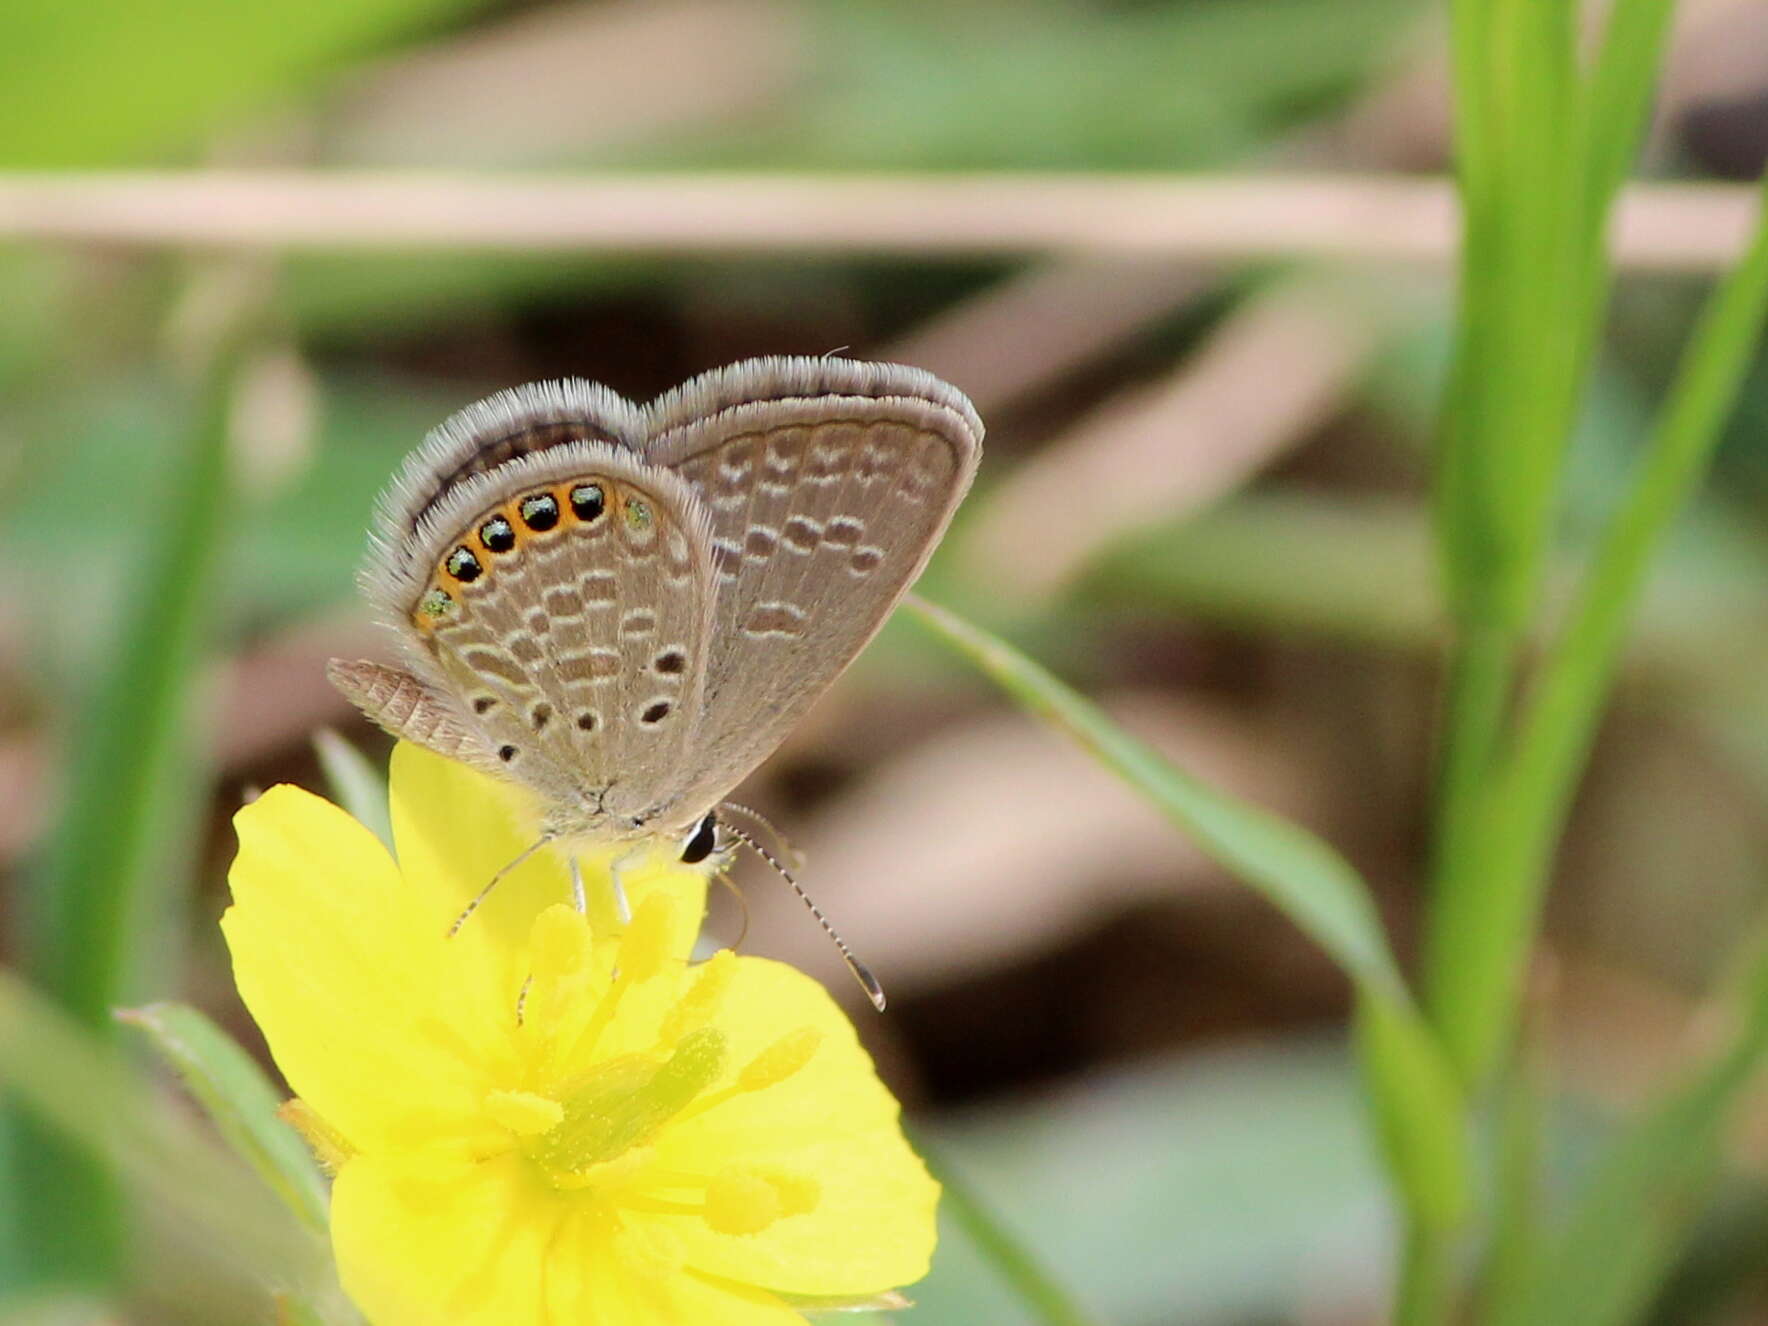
[538,789,708,850]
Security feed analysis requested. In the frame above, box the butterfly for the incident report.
[328,357,982,997]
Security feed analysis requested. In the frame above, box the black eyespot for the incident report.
[654,650,686,675]
[530,703,552,732]
[576,711,598,732]
[641,701,671,724]
[446,546,482,582]
[570,483,606,521]
[498,744,517,762]
[472,696,496,715]
[519,493,560,531]
[479,515,516,552]
[680,813,718,864]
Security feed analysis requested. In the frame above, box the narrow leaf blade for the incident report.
[118,1002,328,1234]
[906,597,1467,1228]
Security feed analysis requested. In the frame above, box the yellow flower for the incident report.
[222,742,938,1325]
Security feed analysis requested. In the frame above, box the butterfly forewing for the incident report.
[640,359,983,814]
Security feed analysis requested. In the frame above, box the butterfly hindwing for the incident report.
[358,435,718,836]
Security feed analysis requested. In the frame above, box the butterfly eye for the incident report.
[679,813,718,864]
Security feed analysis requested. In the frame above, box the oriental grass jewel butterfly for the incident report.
[328,357,983,1004]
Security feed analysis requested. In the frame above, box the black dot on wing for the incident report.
[531,703,552,731]
[570,483,606,521]
[520,493,560,531]
[498,744,518,762]
[473,696,496,715]
[576,711,598,732]
[654,650,686,675]
[641,701,671,724]
[447,546,483,582]
[479,516,516,553]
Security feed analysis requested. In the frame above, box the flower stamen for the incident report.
[527,1027,728,1188]
[278,1098,355,1175]
[485,1089,564,1137]
[676,1025,824,1125]
[703,1164,823,1235]
[657,950,737,1044]
[550,894,681,1070]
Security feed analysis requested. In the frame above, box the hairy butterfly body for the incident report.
[330,357,982,865]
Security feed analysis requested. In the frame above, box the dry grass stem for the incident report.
[0,173,1753,271]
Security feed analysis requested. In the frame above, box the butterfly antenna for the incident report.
[449,834,555,937]
[718,801,806,872]
[721,821,886,1012]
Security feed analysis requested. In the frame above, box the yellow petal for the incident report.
[387,742,575,986]
[387,744,711,999]
[657,958,940,1295]
[222,786,511,1154]
[332,1152,554,1326]
[570,1223,804,1326]
[334,1153,801,1326]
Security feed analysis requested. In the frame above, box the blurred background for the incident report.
[3,0,1768,1322]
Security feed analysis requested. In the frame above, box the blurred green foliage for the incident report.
[0,0,487,167]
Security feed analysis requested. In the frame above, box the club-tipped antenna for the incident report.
[718,801,806,872]
[721,821,886,1012]
[449,834,555,937]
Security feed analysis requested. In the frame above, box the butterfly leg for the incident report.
[608,851,638,925]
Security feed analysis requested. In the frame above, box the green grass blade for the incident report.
[1493,926,1768,1326]
[1352,993,1470,1234]
[907,598,1397,989]
[915,1134,1104,1326]
[1431,177,1768,1083]
[1484,1035,1549,1312]
[29,366,238,1020]
[1437,0,1581,633]
[1426,0,1687,1091]
[1513,172,1768,852]
[312,729,392,851]
[905,597,1467,1230]
[13,313,254,1285]
[118,1002,328,1235]
[1428,1,1589,1087]
[0,969,323,1299]
[1580,0,1676,240]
